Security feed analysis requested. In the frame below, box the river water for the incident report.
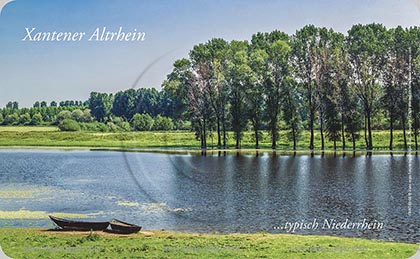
[0,150,418,243]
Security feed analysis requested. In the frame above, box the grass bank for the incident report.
[0,126,415,151]
[0,229,417,259]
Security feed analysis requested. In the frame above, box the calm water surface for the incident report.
[0,150,418,243]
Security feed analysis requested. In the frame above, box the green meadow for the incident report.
[0,229,417,259]
[0,126,415,152]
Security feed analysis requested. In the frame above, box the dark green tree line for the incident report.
[163,24,420,152]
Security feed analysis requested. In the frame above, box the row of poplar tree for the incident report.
[162,24,420,151]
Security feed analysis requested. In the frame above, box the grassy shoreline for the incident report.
[0,229,417,259]
[0,126,418,154]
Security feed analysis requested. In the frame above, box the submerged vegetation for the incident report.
[0,229,417,259]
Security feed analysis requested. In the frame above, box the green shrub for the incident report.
[132,113,154,131]
[81,109,94,122]
[107,122,119,132]
[31,113,43,125]
[118,121,132,131]
[153,115,174,131]
[58,119,80,131]
[57,110,72,122]
[175,120,191,130]
[71,109,84,122]
[19,113,31,125]
[79,122,108,132]
[4,113,19,125]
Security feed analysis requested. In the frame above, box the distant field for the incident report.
[0,126,415,151]
[0,126,58,132]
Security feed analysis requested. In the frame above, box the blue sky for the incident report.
[1,0,420,107]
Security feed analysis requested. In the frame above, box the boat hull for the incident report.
[110,219,141,234]
[49,215,109,231]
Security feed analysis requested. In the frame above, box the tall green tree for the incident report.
[162,59,191,120]
[247,48,269,149]
[409,27,420,151]
[320,29,345,151]
[203,39,230,149]
[313,27,330,151]
[247,31,290,149]
[383,26,410,151]
[226,40,251,149]
[347,23,389,152]
[266,39,292,149]
[135,88,160,116]
[88,92,114,122]
[112,89,137,120]
[331,32,361,151]
[292,25,319,150]
[281,78,302,150]
[189,44,214,149]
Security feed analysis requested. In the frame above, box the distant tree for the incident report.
[81,109,94,122]
[131,113,154,131]
[135,88,160,116]
[12,101,18,110]
[57,110,72,122]
[0,113,3,124]
[58,119,80,131]
[153,115,174,131]
[19,113,31,125]
[71,109,84,122]
[88,92,114,122]
[31,113,43,125]
[50,101,57,107]
[156,90,176,118]
[33,101,40,108]
[4,113,18,125]
[40,101,47,107]
[112,89,137,120]
[118,121,132,131]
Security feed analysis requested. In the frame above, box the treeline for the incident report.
[161,24,420,152]
[0,103,88,126]
[1,88,179,132]
[3,23,420,151]
[87,88,175,122]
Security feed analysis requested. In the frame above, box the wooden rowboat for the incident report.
[49,215,109,231]
[109,219,141,234]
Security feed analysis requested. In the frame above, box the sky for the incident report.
[0,0,420,107]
